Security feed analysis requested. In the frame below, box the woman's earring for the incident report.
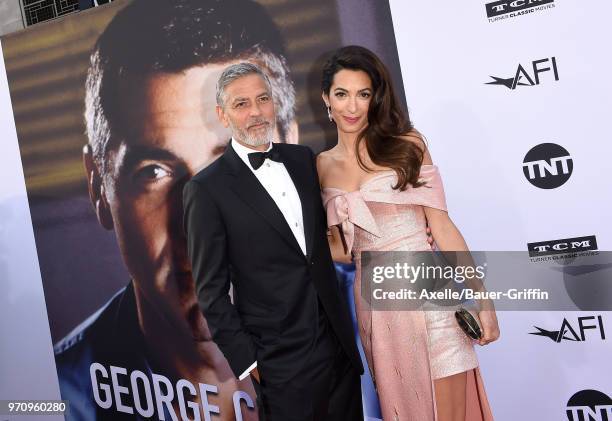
[327,106,333,122]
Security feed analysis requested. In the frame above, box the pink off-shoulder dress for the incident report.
[322,165,494,421]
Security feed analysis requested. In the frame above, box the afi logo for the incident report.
[522,143,572,189]
[486,57,559,90]
[531,315,605,343]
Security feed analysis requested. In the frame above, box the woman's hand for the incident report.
[477,309,500,346]
[327,225,353,264]
[426,225,435,250]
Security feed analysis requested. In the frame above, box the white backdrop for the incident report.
[389,0,612,419]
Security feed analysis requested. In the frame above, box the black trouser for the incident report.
[252,344,362,421]
[252,306,362,420]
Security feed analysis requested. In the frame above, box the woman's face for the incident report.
[323,69,373,135]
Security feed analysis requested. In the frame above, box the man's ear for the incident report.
[216,104,230,128]
[83,144,114,230]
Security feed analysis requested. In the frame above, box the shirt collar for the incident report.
[231,137,273,170]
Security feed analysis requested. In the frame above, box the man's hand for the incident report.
[250,367,261,384]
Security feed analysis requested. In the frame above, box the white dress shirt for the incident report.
[231,138,306,380]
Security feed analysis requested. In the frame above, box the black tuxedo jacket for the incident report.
[183,143,362,384]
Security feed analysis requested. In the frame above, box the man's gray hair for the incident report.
[216,62,272,108]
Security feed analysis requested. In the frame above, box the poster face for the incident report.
[1,0,403,418]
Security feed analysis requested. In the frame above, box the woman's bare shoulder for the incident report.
[316,147,343,172]
[399,130,433,165]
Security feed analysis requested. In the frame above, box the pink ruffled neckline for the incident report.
[321,165,437,194]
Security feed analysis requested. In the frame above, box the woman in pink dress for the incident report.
[317,46,500,421]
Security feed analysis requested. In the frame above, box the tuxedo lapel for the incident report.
[222,145,306,257]
[277,146,315,260]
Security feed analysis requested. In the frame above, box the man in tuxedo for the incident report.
[183,63,363,420]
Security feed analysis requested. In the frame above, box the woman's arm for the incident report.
[412,138,470,251]
[424,209,469,251]
[414,136,471,253]
[424,208,500,346]
[414,137,500,345]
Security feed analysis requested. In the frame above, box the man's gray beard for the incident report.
[231,120,274,147]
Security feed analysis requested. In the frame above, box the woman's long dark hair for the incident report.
[321,45,424,190]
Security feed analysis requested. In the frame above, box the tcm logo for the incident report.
[527,235,598,257]
[566,389,612,421]
[486,57,559,90]
[486,0,555,22]
[530,315,605,343]
[522,143,572,189]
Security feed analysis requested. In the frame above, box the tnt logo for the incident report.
[566,390,612,421]
[522,143,573,189]
[486,57,559,90]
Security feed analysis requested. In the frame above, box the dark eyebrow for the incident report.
[333,87,348,92]
[121,144,180,170]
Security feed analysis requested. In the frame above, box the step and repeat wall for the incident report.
[1,0,610,420]
[389,0,612,420]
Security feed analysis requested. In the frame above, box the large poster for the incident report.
[0,0,403,419]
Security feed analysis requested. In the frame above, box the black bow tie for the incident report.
[248,147,283,170]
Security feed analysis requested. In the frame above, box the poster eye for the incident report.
[136,165,170,182]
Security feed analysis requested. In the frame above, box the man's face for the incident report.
[90,64,237,343]
[217,74,276,147]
